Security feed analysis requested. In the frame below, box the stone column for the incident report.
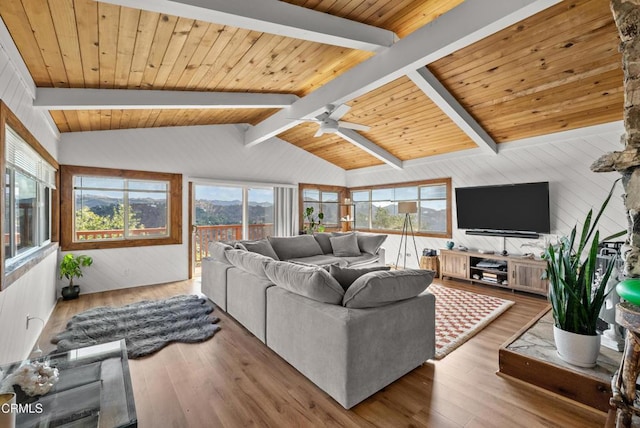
[595,4,640,425]
[592,0,640,277]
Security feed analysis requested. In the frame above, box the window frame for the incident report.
[0,101,60,290]
[60,165,182,251]
[298,183,348,232]
[349,178,452,238]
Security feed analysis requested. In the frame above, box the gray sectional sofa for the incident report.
[201,232,436,409]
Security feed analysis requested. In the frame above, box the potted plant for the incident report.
[543,180,624,367]
[59,254,93,300]
[303,207,325,234]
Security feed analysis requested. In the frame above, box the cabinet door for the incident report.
[509,261,548,295]
[441,252,468,279]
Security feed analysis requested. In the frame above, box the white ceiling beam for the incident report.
[90,0,397,52]
[33,88,299,110]
[407,67,498,155]
[245,0,560,148]
[336,129,403,170]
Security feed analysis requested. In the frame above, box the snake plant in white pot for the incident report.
[543,180,624,368]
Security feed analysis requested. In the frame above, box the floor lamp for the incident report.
[395,201,420,269]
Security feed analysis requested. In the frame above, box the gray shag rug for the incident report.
[51,295,220,358]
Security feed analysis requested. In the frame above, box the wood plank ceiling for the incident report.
[0,0,624,170]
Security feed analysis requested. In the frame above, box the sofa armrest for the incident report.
[265,287,434,408]
[377,247,385,265]
[201,257,232,311]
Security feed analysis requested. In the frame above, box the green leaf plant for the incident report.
[543,179,625,335]
[59,254,94,287]
[304,207,325,234]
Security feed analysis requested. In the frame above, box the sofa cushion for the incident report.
[264,261,344,304]
[341,253,379,267]
[355,232,387,255]
[235,239,279,260]
[268,235,323,261]
[225,249,273,279]
[329,264,391,291]
[313,233,334,254]
[287,254,348,267]
[342,269,434,308]
[209,241,233,264]
[330,233,361,257]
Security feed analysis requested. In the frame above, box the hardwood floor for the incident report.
[38,278,606,427]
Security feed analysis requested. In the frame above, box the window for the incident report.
[299,184,347,231]
[0,102,59,289]
[194,184,274,241]
[4,127,55,263]
[193,183,275,265]
[351,178,452,238]
[247,187,274,239]
[61,166,182,250]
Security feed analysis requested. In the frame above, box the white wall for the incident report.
[59,125,346,292]
[346,122,628,268]
[0,26,61,363]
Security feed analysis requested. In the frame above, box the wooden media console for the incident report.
[439,249,549,296]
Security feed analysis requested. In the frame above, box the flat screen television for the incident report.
[455,182,550,237]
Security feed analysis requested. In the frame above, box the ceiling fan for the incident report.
[297,104,370,137]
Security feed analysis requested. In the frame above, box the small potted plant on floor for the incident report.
[543,179,624,367]
[59,254,93,300]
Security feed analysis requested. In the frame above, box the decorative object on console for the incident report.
[446,241,454,250]
[543,179,625,367]
[52,295,220,358]
[59,254,93,300]
[395,201,420,269]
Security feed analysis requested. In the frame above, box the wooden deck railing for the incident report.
[75,224,273,267]
[194,223,274,265]
[75,227,168,241]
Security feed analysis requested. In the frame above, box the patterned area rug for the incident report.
[51,295,220,358]
[430,284,515,359]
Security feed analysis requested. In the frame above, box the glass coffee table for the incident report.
[0,339,137,427]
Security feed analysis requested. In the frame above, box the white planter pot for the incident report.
[553,326,601,368]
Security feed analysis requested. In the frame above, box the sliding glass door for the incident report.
[191,184,274,275]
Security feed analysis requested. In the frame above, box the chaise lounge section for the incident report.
[201,232,436,408]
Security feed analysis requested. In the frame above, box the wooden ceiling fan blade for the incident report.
[313,127,324,137]
[327,104,351,120]
[338,121,370,131]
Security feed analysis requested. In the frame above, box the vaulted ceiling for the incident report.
[0,0,623,170]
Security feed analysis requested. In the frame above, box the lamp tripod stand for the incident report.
[395,202,420,269]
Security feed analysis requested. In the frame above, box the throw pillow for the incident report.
[355,232,387,255]
[329,233,361,257]
[268,235,323,261]
[225,249,273,279]
[209,241,233,264]
[342,269,434,308]
[236,239,280,260]
[329,264,391,291]
[264,261,344,304]
[313,232,334,254]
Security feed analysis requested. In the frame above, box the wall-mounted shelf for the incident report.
[339,203,355,231]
